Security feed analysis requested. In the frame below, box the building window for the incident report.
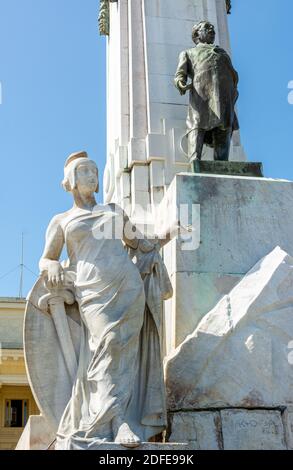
[4,399,29,428]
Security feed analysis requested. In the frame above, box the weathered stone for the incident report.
[165,247,293,410]
[70,443,189,451]
[221,410,287,450]
[193,160,263,177]
[283,407,293,449]
[168,412,221,450]
[158,173,293,353]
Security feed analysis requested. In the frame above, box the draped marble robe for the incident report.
[52,204,172,449]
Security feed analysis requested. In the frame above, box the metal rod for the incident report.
[19,232,24,298]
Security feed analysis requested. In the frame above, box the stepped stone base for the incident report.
[17,410,293,450]
[17,409,293,450]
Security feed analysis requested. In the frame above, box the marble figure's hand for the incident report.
[47,261,65,288]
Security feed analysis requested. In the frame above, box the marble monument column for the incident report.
[102,0,246,215]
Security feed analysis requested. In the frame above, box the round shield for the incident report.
[24,276,81,432]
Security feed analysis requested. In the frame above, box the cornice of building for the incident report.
[0,374,28,386]
[1,349,24,359]
[0,297,26,303]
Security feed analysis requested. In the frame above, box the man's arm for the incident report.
[174,51,190,95]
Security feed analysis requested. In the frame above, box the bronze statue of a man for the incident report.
[174,21,239,166]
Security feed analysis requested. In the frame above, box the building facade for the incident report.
[0,298,38,450]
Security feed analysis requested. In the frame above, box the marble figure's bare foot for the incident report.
[114,421,141,448]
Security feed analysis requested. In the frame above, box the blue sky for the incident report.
[0,0,292,297]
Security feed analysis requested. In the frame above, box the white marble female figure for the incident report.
[39,152,173,449]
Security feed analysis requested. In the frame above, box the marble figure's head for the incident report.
[62,151,99,194]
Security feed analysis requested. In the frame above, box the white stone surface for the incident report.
[149,161,165,188]
[146,17,196,47]
[151,186,165,207]
[149,74,188,105]
[131,165,149,193]
[172,271,241,346]
[147,44,190,77]
[145,0,200,21]
[157,173,293,352]
[170,174,293,274]
[129,1,148,141]
[221,410,287,450]
[119,171,131,200]
[16,415,55,451]
[165,246,293,410]
[131,190,151,217]
[168,412,221,450]
[148,103,186,134]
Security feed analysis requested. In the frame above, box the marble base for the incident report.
[193,160,263,177]
[165,247,293,411]
[168,409,290,450]
[157,172,293,352]
[73,443,189,451]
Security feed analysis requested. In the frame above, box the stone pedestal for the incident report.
[193,160,263,177]
[168,410,290,450]
[157,172,293,353]
[72,443,189,451]
[165,246,293,449]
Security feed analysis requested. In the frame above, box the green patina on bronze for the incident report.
[98,0,110,36]
[98,0,118,36]
[193,161,264,178]
[174,21,239,162]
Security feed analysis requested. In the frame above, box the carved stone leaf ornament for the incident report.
[98,0,118,36]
